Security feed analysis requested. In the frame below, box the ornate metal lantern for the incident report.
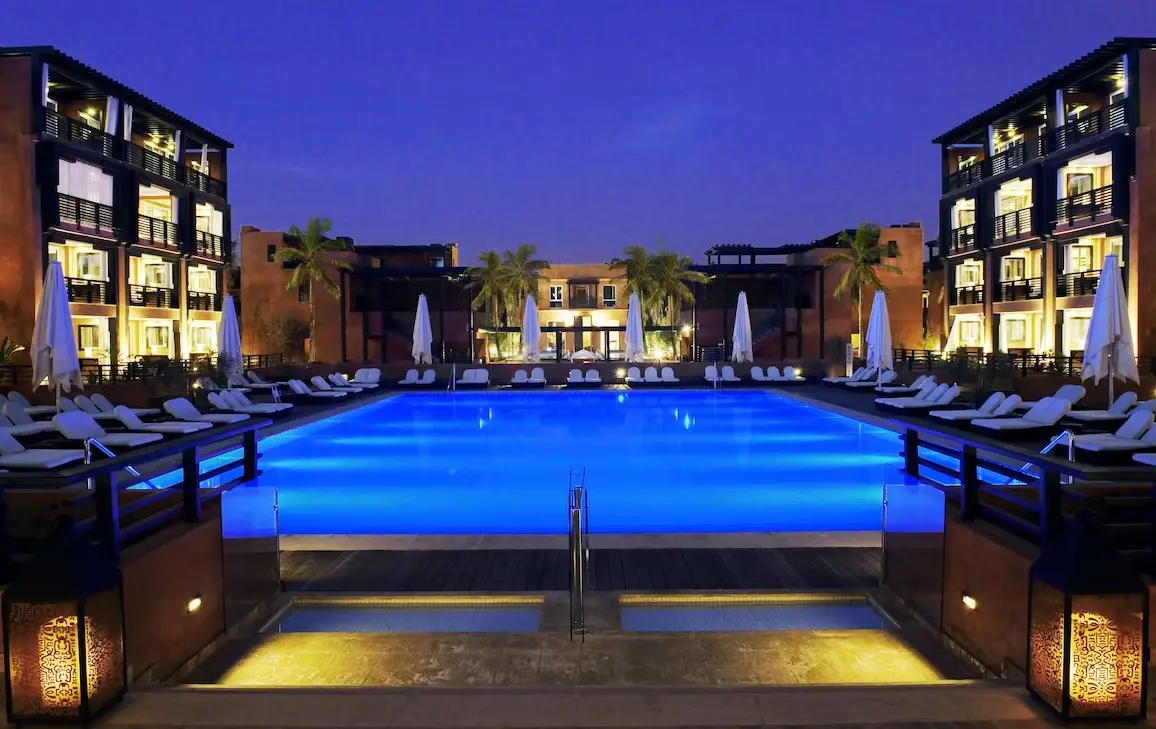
[1027,512,1148,721]
[3,519,127,725]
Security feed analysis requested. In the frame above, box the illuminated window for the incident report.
[960,321,980,345]
[549,285,563,308]
[602,285,616,308]
[1006,319,1026,343]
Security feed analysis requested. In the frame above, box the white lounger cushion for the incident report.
[930,393,1015,421]
[782,366,802,381]
[585,370,601,383]
[661,367,679,383]
[877,382,945,406]
[511,370,529,383]
[823,367,867,384]
[625,367,644,383]
[92,393,161,417]
[889,385,960,409]
[1072,412,1156,452]
[528,368,546,384]
[704,365,720,382]
[721,366,741,381]
[644,367,661,382]
[164,398,250,424]
[848,370,896,388]
[223,391,292,413]
[0,430,85,468]
[289,379,345,398]
[1017,384,1087,410]
[400,369,419,384]
[52,411,163,447]
[1066,391,1140,421]
[114,406,212,434]
[568,369,583,383]
[7,391,56,416]
[1134,453,1156,467]
[973,397,1070,431]
[750,366,767,381]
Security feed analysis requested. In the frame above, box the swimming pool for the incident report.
[203,390,939,535]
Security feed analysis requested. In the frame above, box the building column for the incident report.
[379,275,388,364]
[176,259,187,360]
[778,273,787,361]
[1042,237,1056,355]
[691,281,699,358]
[795,271,803,358]
[721,275,729,347]
[438,277,446,361]
[339,269,347,363]
[115,246,128,368]
[984,249,995,353]
[818,268,826,359]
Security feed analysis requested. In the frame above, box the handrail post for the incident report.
[960,445,979,520]
[94,470,121,563]
[242,428,258,480]
[183,444,202,522]
[569,485,587,640]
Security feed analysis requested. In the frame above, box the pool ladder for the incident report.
[568,468,590,641]
[1000,429,1075,486]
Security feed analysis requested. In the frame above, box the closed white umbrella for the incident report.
[624,293,645,363]
[412,294,433,364]
[521,294,541,363]
[217,293,242,377]
[1082,254,1136,403]
[731,291,754,363]
[31,260,82,393]
[942,316,961,355]
[864,290,893,386]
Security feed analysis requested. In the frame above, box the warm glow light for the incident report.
[962,594,977,610]
[680,324,691,336]
[1068,608,1144,714]
[37,616,101,711]
[615,368,625,378]
[187,596,202,613]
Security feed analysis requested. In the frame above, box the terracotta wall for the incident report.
[925,266,946,348]
[0,57,39,355]
[121,514,224,680]
[1132,50,1156,358]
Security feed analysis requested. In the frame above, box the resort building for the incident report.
[239,223,924,364]
[0,47,232,368]
[934,37,1154,357]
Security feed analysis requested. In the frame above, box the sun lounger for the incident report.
[644,366,662,384]
[510,369,530,385]
[287,379,346,398]
[780,366,804,382]
[1071,412,1156,463]
[335,373,377,390]
[92,393,161,418]
[164,398,250,424]
[720,366,741,382]
[246,371,288,390]
[882,385,961,413]
[52,411,164,448]
[210,392,281,415]
[846,370,896,389]
[567,369,584,386]
[113,406,212,434]
[399,369,420,385]
[704,365,721,383]
[528,367,546,385]
[0,411,55,437]
[353,368,382,385]
[311,376,362,395]
[875,381,940,408]
[1065,392,1139,424]
[931,393,1021,422]
[67,395,121,422]
[456,369,490,388]
[224,390,293,413]
[876,374,933,395]
[0,429,85,469]
[6,391,56,417]
[1133,453,1156,467]
[1015,384,1086,411]
[585,370,602,385]
[971,397,1072,440]
[625,367,644,385]
[661,367,679,383]
[751,366,770,382]
[823,367,870,385]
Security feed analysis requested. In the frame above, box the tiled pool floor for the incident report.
[185,594,972,687]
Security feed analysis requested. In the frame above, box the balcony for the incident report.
[125,142,180,182]
[128,284,177,308]
[945,163,984,192]
[185,167,227,198]
[57,193,115,237]
[194,230,224,259]
[988,138,1045,178]
[950,285,984,306]
[992,208,1033,244]
[1056,269,1101,298]
[187,291,220,311]
[568,294,597,309]
[43,109,118,160]
[137,215,180,251]
[1055,185,1113,227]
[65,277,114,305]
[994,277,1043,303]
[1050,101,1127,153]
[948,224,977,255]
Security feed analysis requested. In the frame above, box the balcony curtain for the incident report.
[103,96,118,136]
[41,63,49,106]
[58,160,113,206]
[172,130,181,162]
[122,104,133,141]
[200,144,209,172]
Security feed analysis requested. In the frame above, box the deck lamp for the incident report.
[3,518,127,725]
[1027,512,1148,721]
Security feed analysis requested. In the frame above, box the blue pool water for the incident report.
[265,606,542,633]
[620,603,891,632]
[195,390,944,535]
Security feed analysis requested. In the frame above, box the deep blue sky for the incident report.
[6,1,1155,263]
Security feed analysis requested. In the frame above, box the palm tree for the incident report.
[608,245,657,309]
[501,244,551,320]
[650,251,708,325]
[466,251,508,326]
[821,222,902,354]
[274,217,352,362]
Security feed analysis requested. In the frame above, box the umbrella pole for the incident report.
[1108,349,1114,405]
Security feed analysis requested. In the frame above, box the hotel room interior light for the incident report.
[961,594,977,610]
[187,596,202,613]
[1027,512,1147,721]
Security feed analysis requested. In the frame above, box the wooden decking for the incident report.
[281,547,880,592]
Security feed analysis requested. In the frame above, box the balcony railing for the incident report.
[43,109,118,159]
[187,291,220,311]
[1056,269,1101,298]
[128,284,177,308]
[992,207,1033,243]
[994,277,1043,302]
[137,214,180,250]
[65,277,114,305]
[945,163,984,192]
[988,138,1045,177]
[125,142,180,182]
[568,294,597,309]
[948,224,976,254]
[950,285,984,306]
[185,167,227,198]
[1050,100,1127,153]
[57,193,115,237]
[1055,184,1113,227]
[194,230,224,258]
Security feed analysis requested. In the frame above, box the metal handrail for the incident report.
[1001,429,1074,486]
[84,437,161,490]
[568,473,589,640]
